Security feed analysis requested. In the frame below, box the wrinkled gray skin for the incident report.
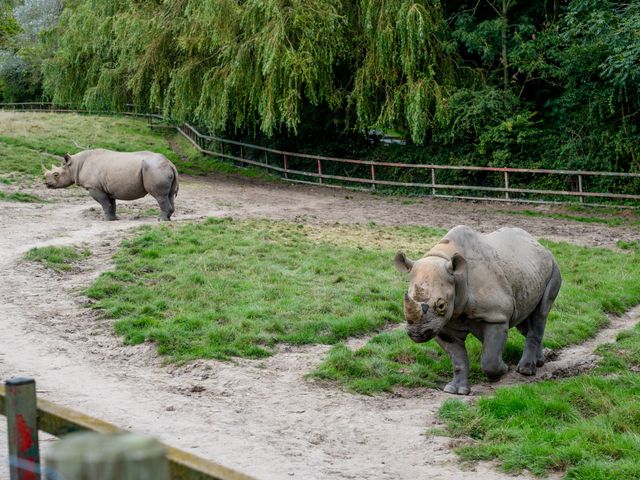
[42,149,179,221]
[395,225,562,395]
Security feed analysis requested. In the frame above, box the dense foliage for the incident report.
[1,0,639,175]
[0,0,61,101]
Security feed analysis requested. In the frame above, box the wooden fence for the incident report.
[2,102,640,206]
[1,379,253,480]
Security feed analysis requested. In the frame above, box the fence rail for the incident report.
[0,382,253,480]
[3,102,639,206]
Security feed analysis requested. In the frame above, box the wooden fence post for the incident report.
[5,377,41,480]
[284,155,289,179]
[44,432,169,480]
[317,159,323,184]
[578,174,584,203]
[504,171,510,200]
[370,164,376,190]
[431,168,436,196]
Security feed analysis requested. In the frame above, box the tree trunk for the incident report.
[501,0,509,90]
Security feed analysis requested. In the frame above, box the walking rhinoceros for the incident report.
[42,149,179,221]
[394,225,562,395]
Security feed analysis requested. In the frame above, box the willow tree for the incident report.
[176,0,349,135]
[43,0,463,143]
[0,1,19,46]
[350,0,460,143]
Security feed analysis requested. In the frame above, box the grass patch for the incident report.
[24,245,91,271]
[312,239,640,393]
[0,190,45,202]
[0,141,57,177]
[85,219,442,361]
[504,208,640,229]
[0,112,176,162]
[0,112,281,183]
[438,323,640,478]
[87,217,640,389]
[617,240,640,251]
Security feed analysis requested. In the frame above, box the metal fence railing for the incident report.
[3,102,639,206]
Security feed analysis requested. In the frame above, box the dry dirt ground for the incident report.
[1,172,639,480]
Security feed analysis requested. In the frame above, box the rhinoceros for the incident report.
[42,149,179,221]
[394,225,561,395]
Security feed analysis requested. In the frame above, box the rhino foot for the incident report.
[516,361,537,376]
[443,382,470,395]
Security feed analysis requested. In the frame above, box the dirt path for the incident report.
[0,173,638,480]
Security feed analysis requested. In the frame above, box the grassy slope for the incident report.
[0,112,177,201]
[0,111,276,202]
[0,112,174,161]
[0,111,276,178]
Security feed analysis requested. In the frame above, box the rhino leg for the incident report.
[517,323,545,367]
[89,189,117,221]
[151,193,174,221]
[480,323,509,381]
[517,262,562,376]
[436,330,471,395]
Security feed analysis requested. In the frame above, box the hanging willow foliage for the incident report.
[43,0,463,142]
[350,1,458,142]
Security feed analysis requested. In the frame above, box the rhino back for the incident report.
[443,225,555,325]
[484,227,555,324]
[76,150,167,200]
[444,226,514,322]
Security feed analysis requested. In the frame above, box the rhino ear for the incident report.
[394,251,414,273]
[448,253,466,275]
[62,153,71,166]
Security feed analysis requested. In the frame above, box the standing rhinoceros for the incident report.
[394,225,561,395]
[42,149,179,221]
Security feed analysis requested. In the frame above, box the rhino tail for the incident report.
[171,165,179,199]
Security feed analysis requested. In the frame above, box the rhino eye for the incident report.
[435,299,447,315]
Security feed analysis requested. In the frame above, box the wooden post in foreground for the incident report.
[44,432,169,480]
[6,377,41,480]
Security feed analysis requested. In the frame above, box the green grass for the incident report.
[24,245,91,271]
[0,111,279,184]
[85,219,443,361]
[311,239,640,394]
[0,141,56,177]
[0,112,175,161]
[85,217,640,388]
[438,324,640,478]
[617,240,640,251]
[504,208,640,229]
[0,190,44,202]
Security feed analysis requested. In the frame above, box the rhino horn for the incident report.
[40,158,49,174]
[403,293,423,323]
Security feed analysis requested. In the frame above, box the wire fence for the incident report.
[3,102,640,207]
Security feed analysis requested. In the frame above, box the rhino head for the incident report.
[394,250,466,343]
[42,153,75,189]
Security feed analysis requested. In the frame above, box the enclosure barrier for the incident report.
[1,380,253,480]
[2,102,639,206]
